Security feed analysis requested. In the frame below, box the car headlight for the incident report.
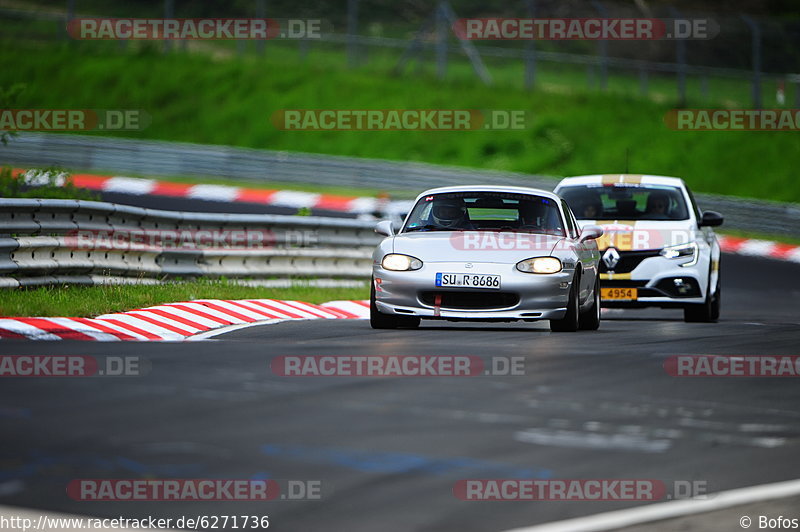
[516,257,562,274]
[381,254,423,271]
[659,242,698,266]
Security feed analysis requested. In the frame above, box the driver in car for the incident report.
[430,197,474,229]
[646,192,671,219]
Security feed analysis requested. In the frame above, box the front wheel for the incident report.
[550,274,580,332]
[370,280,420,329]
[578,275,601,331]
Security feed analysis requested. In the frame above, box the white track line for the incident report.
[501,477,800,532]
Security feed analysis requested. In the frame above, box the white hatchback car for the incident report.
[554,175,723,322]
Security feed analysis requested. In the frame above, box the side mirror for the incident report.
[375,220,395,236]
[699,211,724,227]
[579,225,604,242]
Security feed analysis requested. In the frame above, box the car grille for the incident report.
[419,291,519,310]
[600,250,661,274]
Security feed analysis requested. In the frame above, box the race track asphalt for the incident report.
[0,254,798,531]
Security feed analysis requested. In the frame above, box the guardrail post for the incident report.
[64,0,75,41]
[670,7,687,107]
[436,3,447,80]
[347,0,359,68]
[524,0,537,90]
[256,0,266,55]
[793,76,800,108]
[590,0,609,91]
[639,66,648,97]
[439,2,492,85]
[741,15,762,109]
[163,0,174,53]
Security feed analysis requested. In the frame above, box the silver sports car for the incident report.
[370,186,604,331]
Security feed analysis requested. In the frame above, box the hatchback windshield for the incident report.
[402,192,565,236]
[559,184,689,221]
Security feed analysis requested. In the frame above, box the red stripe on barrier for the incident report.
[164,304,234,325]
[235,189,278,204]
[98,319,162,340]
[318,305,359,319]
[718,236,748,253]
[144,308,211,331]
[0,326,30,339]
[769,243,799,260]
[221,300,282,319]
[195,302,254,322]
[152,182,194,196]
[70,174,110,190]
[18,318,96,340]
[315,195,355,211]
[72,318,137,341]
[126,313,195,336]
[245,300,303,319]
[280,301,332,318]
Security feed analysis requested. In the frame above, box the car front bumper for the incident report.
[600,254,709,308]
[373,261,573,321]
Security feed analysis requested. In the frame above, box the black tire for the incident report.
[684,267,720,323]
[369,281,420,329]
[578,275,601,331]
[551,273,580,332]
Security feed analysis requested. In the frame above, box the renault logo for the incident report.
[602,247,620,270]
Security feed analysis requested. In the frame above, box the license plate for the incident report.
[601,287,638,300]
[435,273,501,290]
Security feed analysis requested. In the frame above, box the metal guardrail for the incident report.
[2,133,799,238]
[0,198,380,288]
[1,133,557,192]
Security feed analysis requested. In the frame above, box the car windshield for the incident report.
[559,184,690,221]
[401,191,565,236]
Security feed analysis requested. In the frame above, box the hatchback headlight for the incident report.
[659,242,698,266]
[381,254,423,271]
[516,257,562,274]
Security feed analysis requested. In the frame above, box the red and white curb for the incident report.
[0,299,369,341]
[718,235,800,262]
[18,169,412,215]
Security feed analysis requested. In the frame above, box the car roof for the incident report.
[555,174,686,188]
[413,185,562,203]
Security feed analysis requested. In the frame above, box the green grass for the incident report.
[0,166,99,200]
[2,42,800,203]
[0,280,367,317]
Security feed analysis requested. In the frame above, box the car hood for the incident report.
[577,219,696,251]
[391,231,564,263]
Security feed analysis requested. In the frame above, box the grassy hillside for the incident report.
[1,43,799,202]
